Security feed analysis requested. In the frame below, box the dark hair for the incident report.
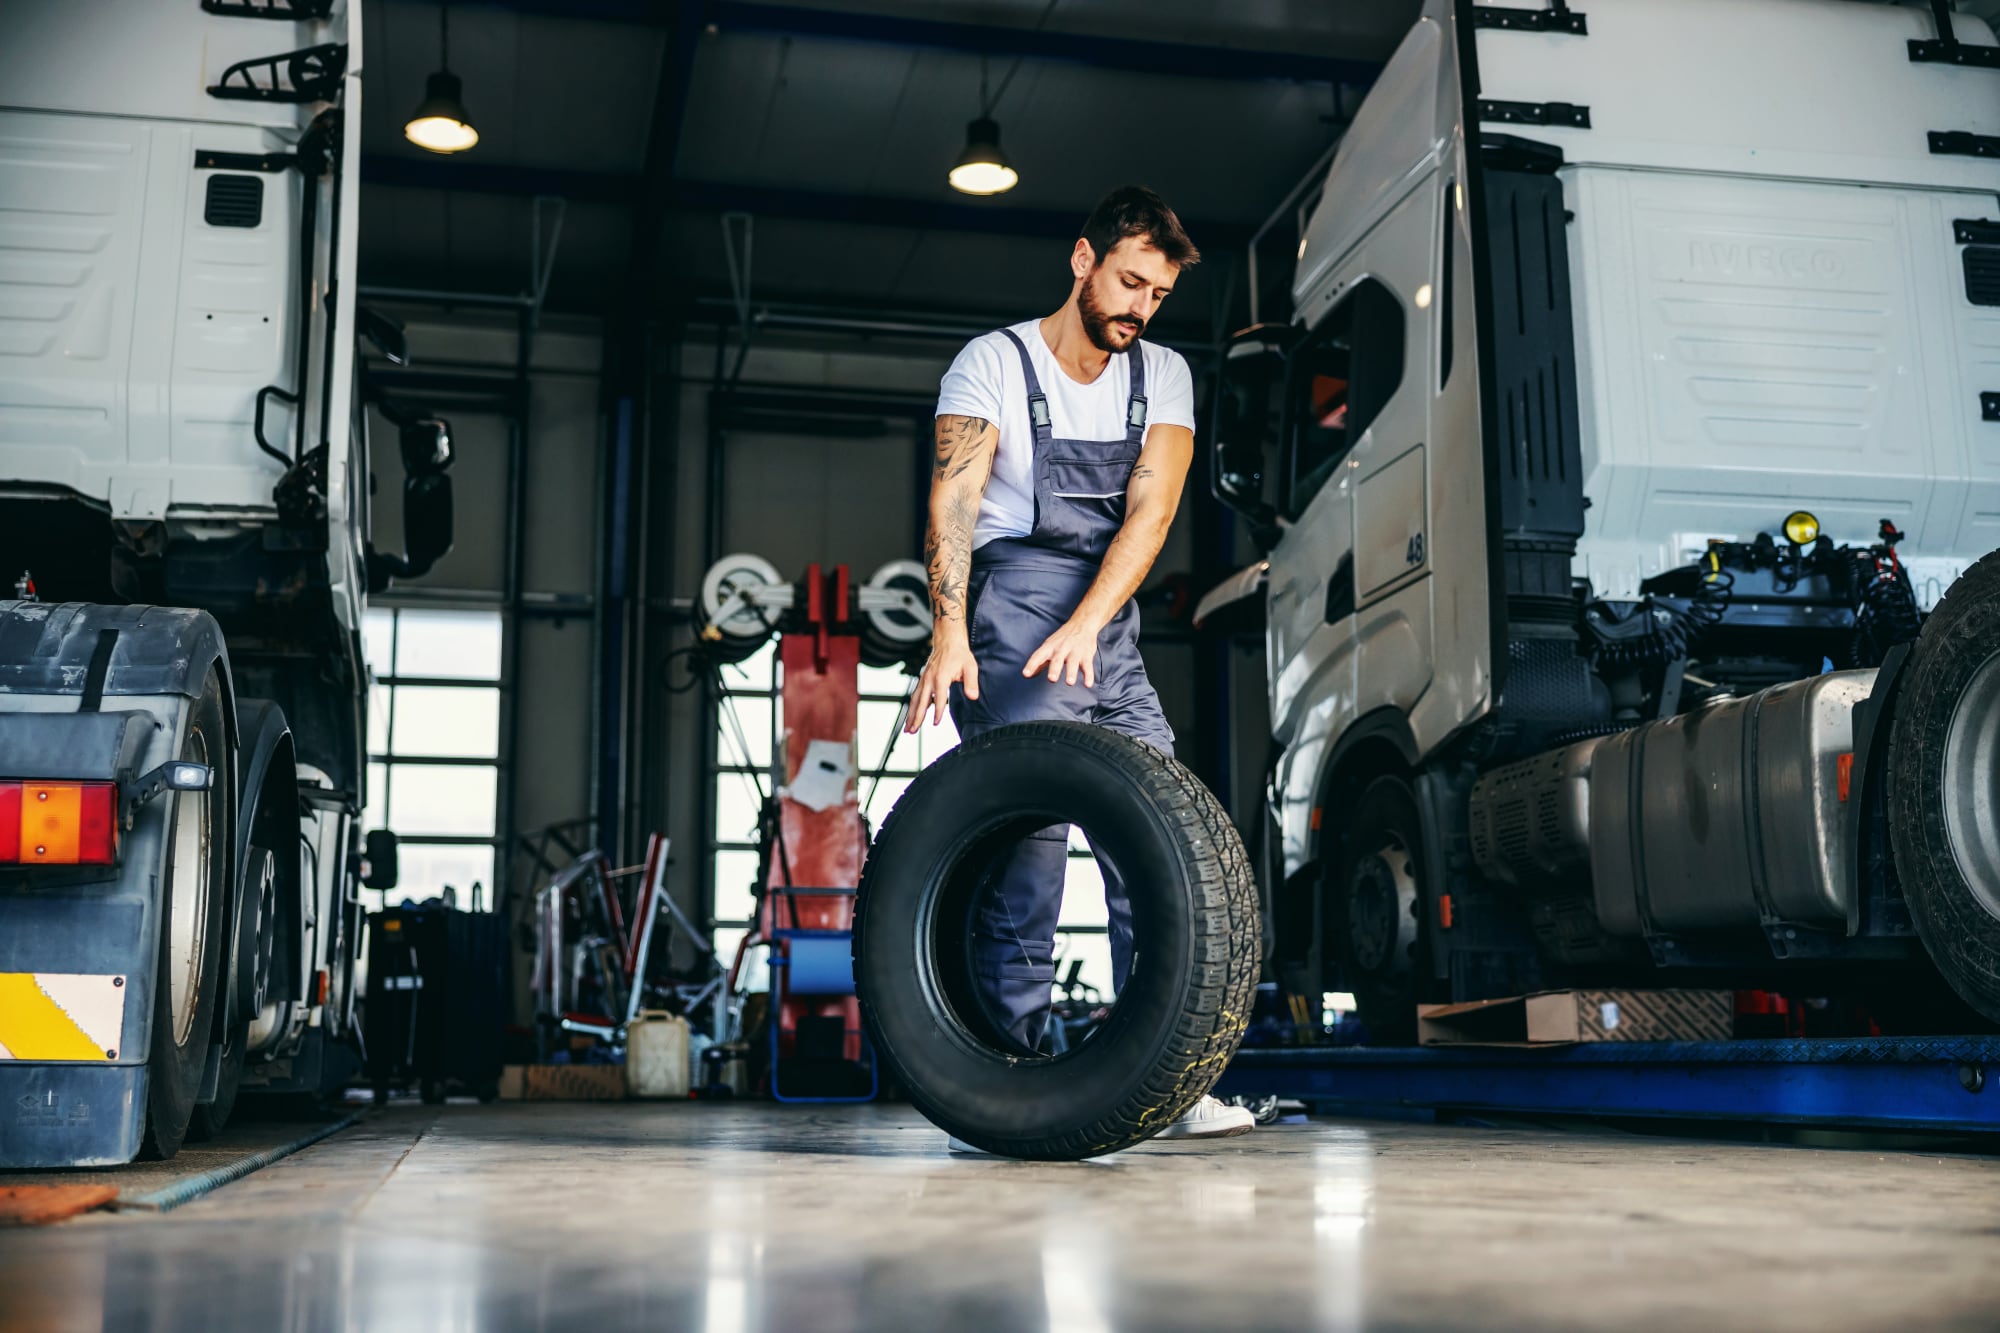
[1080,185,1200,270]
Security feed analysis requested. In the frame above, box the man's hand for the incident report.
[905,632,980,732]
[1024,617,1104,688]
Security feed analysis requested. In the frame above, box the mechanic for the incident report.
[904,184,1254,1144]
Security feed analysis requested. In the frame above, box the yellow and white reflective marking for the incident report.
[0,973,126,1061]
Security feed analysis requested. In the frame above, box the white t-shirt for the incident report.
[935,320,1196,549]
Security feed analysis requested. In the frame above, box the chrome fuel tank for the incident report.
[1588,671,1875,936]
[1468,671,1876,938]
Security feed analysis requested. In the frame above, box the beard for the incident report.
[1078,279,1146,353]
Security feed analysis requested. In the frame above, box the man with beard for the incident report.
[904,185,1254,1145]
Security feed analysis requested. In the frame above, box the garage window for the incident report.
[362,606,504,910]
[709,646,962,971]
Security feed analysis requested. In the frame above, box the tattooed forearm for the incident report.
[927,490,977,624]
[924,414,998,634]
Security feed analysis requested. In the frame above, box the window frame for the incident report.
[1280,275,1409,520]
[364,605,505,910]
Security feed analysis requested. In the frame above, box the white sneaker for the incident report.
[1153,1095,1256,1141]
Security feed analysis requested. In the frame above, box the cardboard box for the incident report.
[1417,989,1733,1047]
[497,1064,627,1101]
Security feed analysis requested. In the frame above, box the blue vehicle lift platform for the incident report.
[1213,1036,2000,1136]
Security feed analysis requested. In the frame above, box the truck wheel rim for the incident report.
[168,730,213,1047]
[1349,844,1415,974]
[1943,648,2000,922]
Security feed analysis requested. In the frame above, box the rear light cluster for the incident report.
[0,782,118,865]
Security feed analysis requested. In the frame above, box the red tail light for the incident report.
[0,781,118,865]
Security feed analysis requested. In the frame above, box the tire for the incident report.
[853,721,1258,1160]
[1889,549,2000,1026]
[184,1022,245,1142]
[1331,775,1433,1046]
[190,841,274,1142]
[139,671,234,1160]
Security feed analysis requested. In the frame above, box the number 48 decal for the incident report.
[1406,532,1425,566]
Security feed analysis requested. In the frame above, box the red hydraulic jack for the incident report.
[730,563,895,1102]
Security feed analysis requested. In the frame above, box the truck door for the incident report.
[1264,316,1356,714]
[1266,274,1422,732]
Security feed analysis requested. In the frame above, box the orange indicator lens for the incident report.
[0,781,118,865]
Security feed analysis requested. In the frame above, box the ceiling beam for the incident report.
[448,0,1380,87]
[626,2,706,310]
[360,154,1250,245]
[363,155,639,205]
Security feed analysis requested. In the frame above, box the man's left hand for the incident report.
[1024,619,1103,688]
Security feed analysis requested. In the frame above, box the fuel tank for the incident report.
[1469,670,1875,938]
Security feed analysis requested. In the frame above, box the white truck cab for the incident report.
[0,0,450,1165]
[1209,0,2000,1038]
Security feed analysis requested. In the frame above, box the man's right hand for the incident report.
[905,632,980,732]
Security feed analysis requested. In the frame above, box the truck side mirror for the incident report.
[1210,324,1296,547]
[356,304,409,366]
[400,473,455,577]
[363,828,400,890]
[399,417,453,476]
[366,415,458,592]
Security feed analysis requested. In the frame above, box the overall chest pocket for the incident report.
[1044,454,1138,526]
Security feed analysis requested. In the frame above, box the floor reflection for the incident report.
[6,1105,1996,1332]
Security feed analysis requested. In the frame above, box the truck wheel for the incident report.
[854,721,1259,1160]
[1334,776,1432,1046]
[139,671,233,1160]
[186,1020,246,1142]
[190,842,274,1141]
[1890,550,2000,1026]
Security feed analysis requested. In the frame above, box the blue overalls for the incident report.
[949,327,1174,1049]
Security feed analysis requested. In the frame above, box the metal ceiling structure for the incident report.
[357,0,1411,330]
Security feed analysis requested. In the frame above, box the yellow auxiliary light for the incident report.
[1783,510,1820,546]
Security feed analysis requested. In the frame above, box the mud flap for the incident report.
[0,1064,149,1168]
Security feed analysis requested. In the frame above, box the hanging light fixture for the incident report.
[405,3,478,155]
[949,117,1017,196]
[948,59,1018,196]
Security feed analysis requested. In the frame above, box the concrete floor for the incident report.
[3,1104,1998,1332]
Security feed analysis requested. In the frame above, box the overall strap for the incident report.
[1124,341,1149,444]
[995,327,1053,442]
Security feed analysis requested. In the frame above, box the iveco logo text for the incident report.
[1689,241,1841,280]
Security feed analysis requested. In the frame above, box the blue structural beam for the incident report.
[453,0,1380,87]
[359,156,1250,244]
[1214,1038,2000,1135]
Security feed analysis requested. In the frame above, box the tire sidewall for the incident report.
[1889,553,2000,1026]
[1333,775,1428,1043]
[856,723,1247,1157]
[142,673,234,1158]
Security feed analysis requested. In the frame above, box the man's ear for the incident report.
[1070,238,1095,282]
